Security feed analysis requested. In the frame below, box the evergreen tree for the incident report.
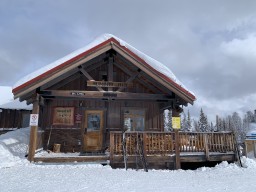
[180,110,192,132]
[193,119,199,132]
[198,108,209,132]
[242,114,250,141]
[187,110,192,132]
[166,110,173,131]
[216,116,222,131]
[231,112,243,142]
[246,111,255,123]
[181,111,187,131]
[209,122,214,132]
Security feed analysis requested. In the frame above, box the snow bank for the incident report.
[0,128,30,168]
[1,128,256,191]
[241,156,256,168]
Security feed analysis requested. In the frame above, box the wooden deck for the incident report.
[33,131,237,169]
[109,131,237,168]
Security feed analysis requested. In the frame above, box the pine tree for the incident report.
[209,122,214,132]
[180,110,192,132]
[216,116,222,131]
[187,110,192,132]
[166,110,173,131]
[246,111,255,123]
[198,108,209,132]
[193,119,199,132]
[231,112,243,142]
[181,112,187,131]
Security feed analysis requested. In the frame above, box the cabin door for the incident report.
[83,110,104,152]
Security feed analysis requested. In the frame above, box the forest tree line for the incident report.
[165,109,256,143]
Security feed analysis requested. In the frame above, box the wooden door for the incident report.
[83,110,104,152]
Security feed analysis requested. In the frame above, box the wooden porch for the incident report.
[34,131,237,169]
[109,131,236,169]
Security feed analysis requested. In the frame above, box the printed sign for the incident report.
[75,113,82,124]
[87,81,132,88]
[29,114,39,126]
[53,107,74,126]
[172,117,181,129]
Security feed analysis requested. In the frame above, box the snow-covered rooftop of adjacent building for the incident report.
[247,123,256,136]
[0,99,32,110]
[0,86,13,105]
[0,86,32,110]
[13,34,195,98]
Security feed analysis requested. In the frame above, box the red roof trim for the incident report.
[110,39,196,100]
[12,38,114,94]
[13,37,195,101]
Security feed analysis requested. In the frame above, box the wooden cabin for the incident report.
[245,123,256,158]
[0,99,32,134]
[12,34,236,169]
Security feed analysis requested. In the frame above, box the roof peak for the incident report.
[13,34,195,103]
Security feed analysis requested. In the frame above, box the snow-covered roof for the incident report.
[12,34,195,102]
[247,123,256,136]
[0,86,32,110]
[0,86,13,105]
[0,99,32,110]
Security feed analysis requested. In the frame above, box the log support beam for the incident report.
[172,108,181,170]
[39,90,175,101]
[79,67,104,92]
[108,56,114,91]
[117,69,141,92]
[28,94,40,162]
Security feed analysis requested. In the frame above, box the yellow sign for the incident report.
[172,117,181,129]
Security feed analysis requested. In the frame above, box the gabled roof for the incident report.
[12,34,196,104]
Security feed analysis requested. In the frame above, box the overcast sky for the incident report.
[1,0,256,122]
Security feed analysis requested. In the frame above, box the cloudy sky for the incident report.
[1,0,256,122]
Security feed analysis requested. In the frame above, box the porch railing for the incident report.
[109,131,235,157]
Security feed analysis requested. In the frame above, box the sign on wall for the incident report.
[75,113,82,124]
[87,81,132,88]
[53,107,74,126]
[29,114,39,126]
[172,117,181,129]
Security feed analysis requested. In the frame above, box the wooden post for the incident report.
[143,133,147,156]
[109,132,114,164]
[108,56,113,91]
[172,108,181,170]
[174,129,181,169]
[203,134,209,160]
[28,94,39,162]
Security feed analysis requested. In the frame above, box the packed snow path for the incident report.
[1,128,256,192]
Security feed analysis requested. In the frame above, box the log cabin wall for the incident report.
[41,98,164,152]
[0,109,31,128]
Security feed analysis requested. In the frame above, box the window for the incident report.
[124,109,145,131]
[87,113,101,131]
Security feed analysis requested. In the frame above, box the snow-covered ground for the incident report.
[1,128,256,192]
